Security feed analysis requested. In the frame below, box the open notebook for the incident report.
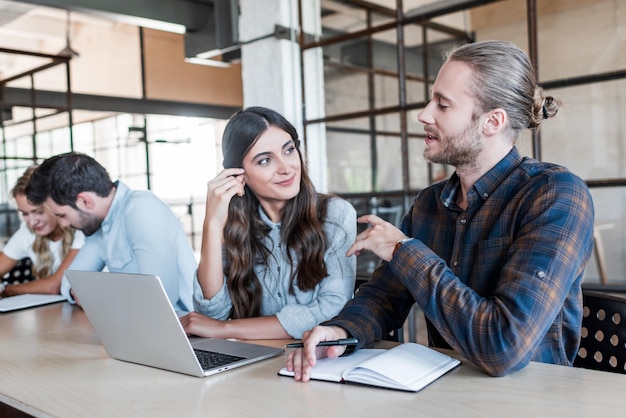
[65,270,283,377]
[280,342,460,392]
[0,293,66,313]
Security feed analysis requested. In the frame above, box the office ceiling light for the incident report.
[107,14,185,34]
[184,57,231,68]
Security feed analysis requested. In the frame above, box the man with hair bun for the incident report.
[287,40,594,377]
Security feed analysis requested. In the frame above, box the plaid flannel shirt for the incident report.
[326,147,595,376]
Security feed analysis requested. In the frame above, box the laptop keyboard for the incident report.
[193,349,245,370]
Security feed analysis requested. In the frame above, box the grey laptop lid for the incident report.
[65,270,283,377]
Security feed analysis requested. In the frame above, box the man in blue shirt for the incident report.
[286,40,595,377]
[26,152,195,312]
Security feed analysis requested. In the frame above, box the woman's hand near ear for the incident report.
[197,168,245,300]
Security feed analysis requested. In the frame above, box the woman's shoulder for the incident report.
[319,197,356,241]
[324,196,356,216]
[13,221,35,240]
[321,196,356,233]
[1,221,35,255]
[70,229,86,248]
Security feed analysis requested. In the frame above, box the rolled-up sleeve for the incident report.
[192,270,233,320]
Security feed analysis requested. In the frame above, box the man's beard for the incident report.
[424,117,483,169]
[76,209,103,237]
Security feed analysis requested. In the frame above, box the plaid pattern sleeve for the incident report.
[325,148,595,376]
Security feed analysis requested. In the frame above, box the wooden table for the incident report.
[1,302,625,417]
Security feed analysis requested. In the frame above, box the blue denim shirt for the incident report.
[193,197,357,338]
[62,181,196,312]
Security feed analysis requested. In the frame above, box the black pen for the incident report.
[285,337,358,348]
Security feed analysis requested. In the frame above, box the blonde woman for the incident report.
[0,166,84,297]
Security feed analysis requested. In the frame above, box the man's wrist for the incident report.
[393,238,414,257]
[336,327,357,356]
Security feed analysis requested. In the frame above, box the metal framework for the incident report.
[0,32,238,184]
[297,0,626,209]
[0,47,74,162]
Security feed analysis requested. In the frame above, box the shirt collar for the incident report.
[440,147,523,208]
[258,204,281,230]
[101,180,126,233]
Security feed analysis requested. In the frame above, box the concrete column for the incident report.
[239,0,327,191]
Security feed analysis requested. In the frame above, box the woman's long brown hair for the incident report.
[221,107,330,319]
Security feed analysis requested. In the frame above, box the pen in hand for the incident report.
[285,337,358,348]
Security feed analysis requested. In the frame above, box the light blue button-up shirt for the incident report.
[193,197,357,338]
[61,181,196,312]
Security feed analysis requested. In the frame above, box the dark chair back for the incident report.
[574,290,626,374]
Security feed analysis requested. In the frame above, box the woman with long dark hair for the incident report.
[180,107,356,339]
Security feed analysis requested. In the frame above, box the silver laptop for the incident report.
[65,270,283,377]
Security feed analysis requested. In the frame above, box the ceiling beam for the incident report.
[2,87,239,119]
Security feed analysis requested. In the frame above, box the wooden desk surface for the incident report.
[1,302,625,417]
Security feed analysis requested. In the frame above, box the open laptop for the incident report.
[65,270,283,377]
